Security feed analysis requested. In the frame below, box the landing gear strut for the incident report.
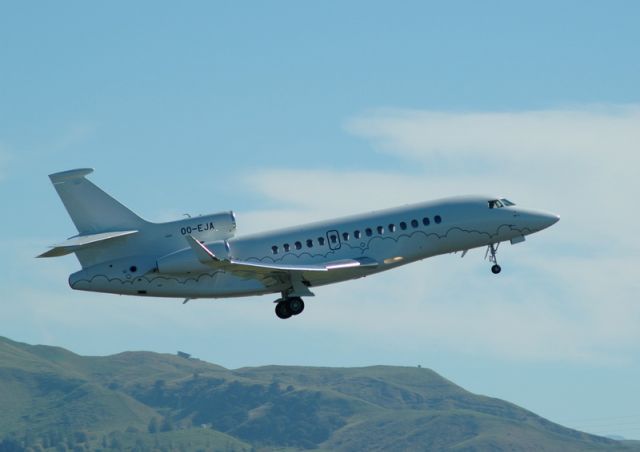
[486,243,502,274]
[275,296,305,319]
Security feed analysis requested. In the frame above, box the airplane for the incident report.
[39,168,559,319]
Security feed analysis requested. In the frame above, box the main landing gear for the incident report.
[486,243,502,274]
[275,296,305,319]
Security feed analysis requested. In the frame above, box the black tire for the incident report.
[287,297,305,315]
[491,264,502,274]
[275,301,292,319]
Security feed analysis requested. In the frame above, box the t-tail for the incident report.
[48,168,146,234]
[38,168,149,267]
[48,168,147,234]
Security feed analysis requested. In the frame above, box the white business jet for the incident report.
[39,169,559,319]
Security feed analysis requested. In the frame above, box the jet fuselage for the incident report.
[68,196,558,298]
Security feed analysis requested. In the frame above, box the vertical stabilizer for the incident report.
[49,168,147,234]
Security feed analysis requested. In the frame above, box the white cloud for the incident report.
[345,106,640,245]
[313,252,640,364]
[345,105,640,161]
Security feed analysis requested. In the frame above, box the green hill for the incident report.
[0,336,637,451]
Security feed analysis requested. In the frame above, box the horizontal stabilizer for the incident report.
[37,230,138,258]
[49,168,94,183]
[185,235,378,277]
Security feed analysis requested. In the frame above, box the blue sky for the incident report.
[2,1,640,439]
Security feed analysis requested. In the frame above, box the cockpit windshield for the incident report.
[488,198,516,209]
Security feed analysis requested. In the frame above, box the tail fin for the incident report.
[49,168,147,234]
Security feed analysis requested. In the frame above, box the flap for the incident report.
[184,235,379,277]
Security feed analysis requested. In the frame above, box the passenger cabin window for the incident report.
[400,222,407,230]
[271,245,278,255]
[389,224,396,232]
[411,219,419,228]
[365,228,373,237]
[330,234,338,244]
[434,215,442,224]
[284,243,290,252]
[295,241,302,250]
[422,217,430,226]
[306,239,313,248]
[342,232,349,241]
[354,230,361,239]
[317,237,325,246]
[377,226,384,234]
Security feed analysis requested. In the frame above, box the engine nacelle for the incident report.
[172,211,236,242]
[157,240,230,274]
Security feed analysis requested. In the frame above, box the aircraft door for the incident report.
[326,230,341,250]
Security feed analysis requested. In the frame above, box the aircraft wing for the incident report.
[185,235,378,290]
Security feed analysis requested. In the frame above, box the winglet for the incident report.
[185,235,218,264]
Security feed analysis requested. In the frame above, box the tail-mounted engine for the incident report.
[157,239,231,274]
[174,211,236,242]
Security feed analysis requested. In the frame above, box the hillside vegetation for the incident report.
[0,336,637,451]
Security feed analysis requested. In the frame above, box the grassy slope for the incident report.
[0,337,157,435]
[233,365,634,451]
[88,429,252,451]
[1,336,638,451]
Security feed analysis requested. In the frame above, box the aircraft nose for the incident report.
[528,210,560,231]
[540,212,560,229]
[512,208,559,233]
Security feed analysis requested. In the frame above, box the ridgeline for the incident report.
[0,336,637,451]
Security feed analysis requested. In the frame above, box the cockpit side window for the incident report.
[489,199,515,208]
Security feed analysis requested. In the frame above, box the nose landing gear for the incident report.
[486,243,502,274]
[275,296,305,319]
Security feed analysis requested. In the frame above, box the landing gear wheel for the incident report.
[287,297,305,315]
[486,243,502,275]
[275,301,292,319]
